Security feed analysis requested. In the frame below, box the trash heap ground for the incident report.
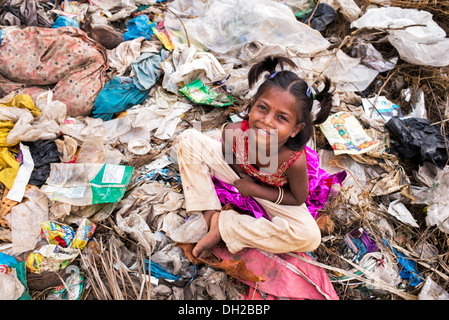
[0,0,449,300]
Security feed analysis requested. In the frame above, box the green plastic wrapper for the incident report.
[179,79,233,107]
[41,163,134,206]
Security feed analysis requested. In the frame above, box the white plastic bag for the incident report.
[358,252,402,292]
[166,213,208,243]
[0,267,25,300]
[418,278,449,300]
[10,188,49,255]
[387,200,419,228]
[165,0,330,61]
[411,165,449,233]
[351,7,449,67]
[165,43,227,86]
[312,50,379,92]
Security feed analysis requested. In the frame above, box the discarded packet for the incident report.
[69,218,96,250]
[26,244,79,274]
[178,79,233,107]
[319,111,379,155]
[41,221,75,248]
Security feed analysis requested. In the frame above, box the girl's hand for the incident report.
[234,173,256,197]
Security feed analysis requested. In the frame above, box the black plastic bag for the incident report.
[26,139,61,187]
[301,3,337,32]
[385,116,449,167]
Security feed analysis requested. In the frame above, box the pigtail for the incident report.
[248,56,297,89]
[312,76,334,125]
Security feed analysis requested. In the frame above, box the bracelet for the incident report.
[274,186,284,205]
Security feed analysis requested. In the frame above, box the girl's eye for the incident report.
[257,105,267,111]
[278,115,288,122]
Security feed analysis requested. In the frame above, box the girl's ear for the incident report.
[291,122,305,138]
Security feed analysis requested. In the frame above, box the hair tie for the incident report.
[306,86,316,100]
[269,71,279,80]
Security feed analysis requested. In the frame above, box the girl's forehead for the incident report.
[256,87,297,109]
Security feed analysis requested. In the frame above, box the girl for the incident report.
[176,56,334,259]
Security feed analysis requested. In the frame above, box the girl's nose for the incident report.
[262,112,275,127]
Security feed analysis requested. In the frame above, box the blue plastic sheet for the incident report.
[92,76,150,121]
[52,15,79,28]
[145,259,179,281]
[0,252,18,266]
[123,15,157,41]
[383,239,423,286]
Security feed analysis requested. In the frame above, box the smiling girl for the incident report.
[176,56,334,258]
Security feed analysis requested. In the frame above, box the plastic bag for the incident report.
[418,278,449,300]
[126,87,192,140]
[41,163,134,206]
[358,252,402,292]
[163,43,227,89]
[166,213,208,243]
[351,41,398,73]
[75,136,106,164]
[382,239,423,286]
[164,0,330,60]
[320,0,361,22]
[10,187,49,255]
[387,200,419,228]
[385,117,449,166]
[0,265,25,300]
[301,3,337,32]
[351,7,449,67]
[312,49,379,92]
[52,16,80,28]
[123,15,157,41]
[412,165,449,234]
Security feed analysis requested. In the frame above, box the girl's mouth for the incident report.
[256,128,273,136]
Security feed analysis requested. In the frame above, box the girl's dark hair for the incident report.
[243,56,334,151]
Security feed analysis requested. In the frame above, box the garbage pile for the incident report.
[0,0,448,300]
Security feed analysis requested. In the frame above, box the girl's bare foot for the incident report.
[193,211,221,259]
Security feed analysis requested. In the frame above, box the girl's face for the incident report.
[247,87,304,151]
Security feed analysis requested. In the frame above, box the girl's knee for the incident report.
[301,225,321,252]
